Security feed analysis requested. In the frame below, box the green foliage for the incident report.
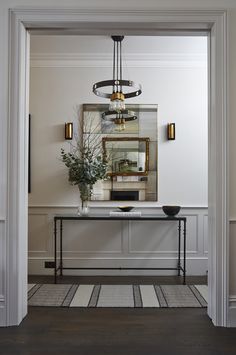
[61,138,107,202]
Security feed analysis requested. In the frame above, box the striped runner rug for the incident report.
[28,284,207,308]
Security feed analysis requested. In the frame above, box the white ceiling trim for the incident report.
[30,52,207,69]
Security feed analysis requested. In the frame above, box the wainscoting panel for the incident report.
[61,220,123,254]
[28,207,208,276]
[28,213,50,254]
[203,214,209,254]
[129,220,180,254]
[129,215,198,254]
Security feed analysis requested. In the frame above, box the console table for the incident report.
[53,214,187,284]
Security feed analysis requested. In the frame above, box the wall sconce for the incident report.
[65,122,73,140]
[167,123,175,140]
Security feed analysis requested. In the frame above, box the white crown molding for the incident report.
[30,52,207,69]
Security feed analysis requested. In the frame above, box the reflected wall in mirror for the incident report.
[83,104,158,201]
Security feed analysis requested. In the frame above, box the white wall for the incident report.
[29,35,208,207]
[28,35,208,275]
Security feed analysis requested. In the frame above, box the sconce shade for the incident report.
[65,122,73,140]
[167,123,175,140]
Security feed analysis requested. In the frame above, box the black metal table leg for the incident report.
[183,219,186,285]
[54,218,57,284]
[60,219,63,276]
[178,220,181,276]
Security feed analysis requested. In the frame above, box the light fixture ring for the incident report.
[102,109,137,122]
[93,79,142,99]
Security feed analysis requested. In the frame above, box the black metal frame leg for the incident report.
[54,218,57,284]
[178,220,181,276]
[60,220,63,276]
[183,219,186,284]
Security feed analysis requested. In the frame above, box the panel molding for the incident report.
[61,250,123,254]
[28,213,50,254]
[203,214,209,254]
[28,207,208,274]
[128,213,200,254]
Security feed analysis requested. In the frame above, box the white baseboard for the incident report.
[28,257,208,276]
[0,296,6,327]
[227,296,236,327]
[229,295,236,308]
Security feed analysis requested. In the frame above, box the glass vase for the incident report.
[78,200,89,216]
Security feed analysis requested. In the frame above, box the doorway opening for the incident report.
[28,34,208,307]
[6,8,228,327]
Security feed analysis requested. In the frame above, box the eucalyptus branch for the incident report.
[61,107,108,202]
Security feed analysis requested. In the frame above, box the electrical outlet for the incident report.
[44,261,55,268]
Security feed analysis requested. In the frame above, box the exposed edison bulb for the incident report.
[115,117,126,131]
[115,123,125,132]
[109,99,125,111]
[120,122,126,130]
[109,92,125,112]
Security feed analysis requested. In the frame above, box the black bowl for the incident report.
[118,206,134,212]
[162,205,181,217]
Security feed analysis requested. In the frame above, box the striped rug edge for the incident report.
[27,284,208,308]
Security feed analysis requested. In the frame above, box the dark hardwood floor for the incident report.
[1,276,236,355]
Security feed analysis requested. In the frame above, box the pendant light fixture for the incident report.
[101,109,137,131]
[93,36,142,116]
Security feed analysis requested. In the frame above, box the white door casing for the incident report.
[4,9,228,326]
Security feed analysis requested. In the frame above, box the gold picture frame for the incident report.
[102,137,150,176]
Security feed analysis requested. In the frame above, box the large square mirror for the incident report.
[83,104,158,201]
